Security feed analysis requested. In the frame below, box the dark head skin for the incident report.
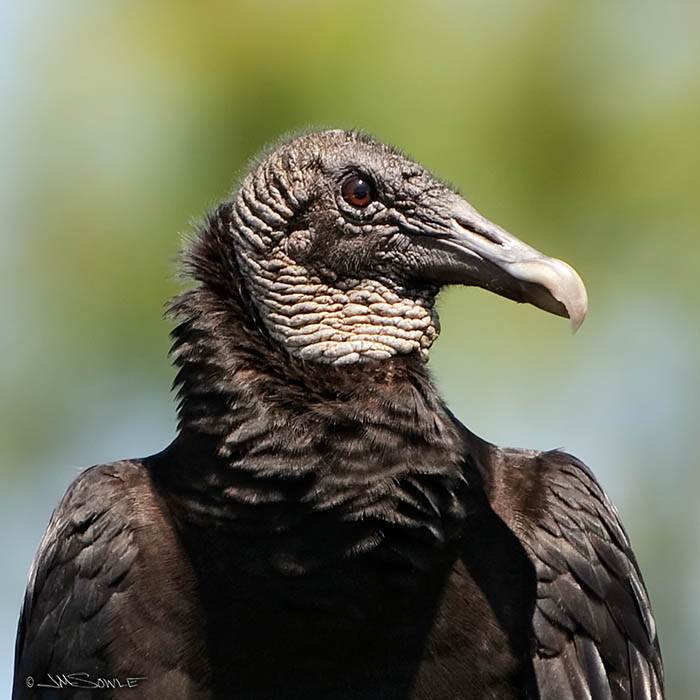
[230,130,587,343]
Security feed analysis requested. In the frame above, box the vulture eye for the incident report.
[341,175,374,208]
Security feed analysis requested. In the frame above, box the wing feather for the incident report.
[13,460,210,699]
[493,449,663,700]
[13,463,140,698]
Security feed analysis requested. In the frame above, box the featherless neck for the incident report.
[234,244,440,366]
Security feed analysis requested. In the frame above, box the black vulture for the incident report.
[13,130,663,699]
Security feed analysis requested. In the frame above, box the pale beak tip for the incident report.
[504,256,588,333]
[552,258,587,334]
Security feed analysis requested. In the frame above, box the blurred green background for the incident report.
[2,0,698,696]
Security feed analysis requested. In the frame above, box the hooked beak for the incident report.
[414,195,588,332]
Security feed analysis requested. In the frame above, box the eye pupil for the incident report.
[342,176,373,207]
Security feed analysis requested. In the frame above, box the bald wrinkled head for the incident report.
[190,130,587,365]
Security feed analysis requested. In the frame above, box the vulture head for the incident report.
[192,130,587,366]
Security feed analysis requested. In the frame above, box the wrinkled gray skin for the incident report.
[231,130,587,366]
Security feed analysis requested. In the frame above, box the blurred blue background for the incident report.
[2,1,698,696]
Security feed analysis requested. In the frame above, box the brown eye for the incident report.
[341,176,374,208]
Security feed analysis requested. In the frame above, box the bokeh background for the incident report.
[2,0,699,696]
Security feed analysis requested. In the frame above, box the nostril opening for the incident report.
[454,218,504,246]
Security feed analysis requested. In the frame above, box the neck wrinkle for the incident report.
[237,245,440,366]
